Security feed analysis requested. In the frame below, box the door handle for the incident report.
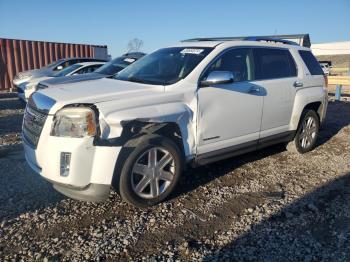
[248,86,260,93]
[294,81,303,88]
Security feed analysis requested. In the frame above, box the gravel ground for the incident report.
[0,93,349,261]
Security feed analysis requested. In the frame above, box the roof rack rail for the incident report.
[182,37,245,42]
[182,36,299,46]
[243,36,299,46]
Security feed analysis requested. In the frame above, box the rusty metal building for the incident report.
[0,38,108,91]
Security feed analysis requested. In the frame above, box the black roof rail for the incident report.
[182,34,309,46]
[243,36,299,46]
[182,37,245,42]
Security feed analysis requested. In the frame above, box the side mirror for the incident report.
[200,71,234,87]
[56,65,63,70]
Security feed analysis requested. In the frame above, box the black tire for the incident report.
[287,110,320,154]
[116,134,183,208]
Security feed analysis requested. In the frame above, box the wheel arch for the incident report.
[110,123,186,194]
[289,87,326,130]
[120,120,187,158]
[303,101,322,120]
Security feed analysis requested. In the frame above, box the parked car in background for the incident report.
[17,62,105,101]
[23,37,327,207]
[37,52,146,89]
[13,57,107,87]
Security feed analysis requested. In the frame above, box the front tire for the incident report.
[118,134,183,207]
[287,110,320,154]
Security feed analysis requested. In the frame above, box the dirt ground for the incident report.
[0,93,349,261]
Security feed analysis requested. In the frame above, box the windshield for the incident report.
[51,64,81,77]
[95,56,137,75]
[114,47,213,85]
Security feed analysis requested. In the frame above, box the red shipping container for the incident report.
[0,38,108,91]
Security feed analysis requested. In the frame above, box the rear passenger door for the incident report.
[253,47,298,138]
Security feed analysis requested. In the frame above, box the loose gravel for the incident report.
[0,93,349,261]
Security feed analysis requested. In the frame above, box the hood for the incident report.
[40,72,108,87]
[38,78,164,112]
[20,76,53,88]
[23,68,53,78]
[14,68,52,86]
[30,76,53,86]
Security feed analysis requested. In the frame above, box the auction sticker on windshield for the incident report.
[180,48,204,55]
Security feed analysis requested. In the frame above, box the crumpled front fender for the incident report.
[97,102,196,158]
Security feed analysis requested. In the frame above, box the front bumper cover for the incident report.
[53,182,111,202]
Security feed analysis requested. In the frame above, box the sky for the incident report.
[0,0,349,58]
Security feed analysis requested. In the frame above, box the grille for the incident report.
[22,104,48,148]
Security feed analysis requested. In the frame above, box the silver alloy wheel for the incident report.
[131,147,175,199]
[299,116,317,149]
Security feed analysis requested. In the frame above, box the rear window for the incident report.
[298,50,324,75]
[254,48,297,80]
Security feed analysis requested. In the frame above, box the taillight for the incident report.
[324,75,328,87]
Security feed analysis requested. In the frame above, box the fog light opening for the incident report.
[60,152,71,177]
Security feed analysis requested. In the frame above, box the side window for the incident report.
[298,50,324,75]
[73,66,87,75]
[74,65,98,75]
[254,48,297,80]
[204,48,255,82]
[92,64,102,71]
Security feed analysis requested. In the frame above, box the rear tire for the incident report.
[117,134,183,208]
[287,110,320,154]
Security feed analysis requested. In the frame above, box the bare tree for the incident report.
[126,38,144,53]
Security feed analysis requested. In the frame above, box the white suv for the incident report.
[22,37,328,207]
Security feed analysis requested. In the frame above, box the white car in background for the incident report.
[17,62,105,102]
[13,57,107,87]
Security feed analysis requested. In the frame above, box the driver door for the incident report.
[197,47,264,158]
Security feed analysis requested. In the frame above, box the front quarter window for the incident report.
[115,47,213,85]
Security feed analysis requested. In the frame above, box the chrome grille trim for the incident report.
[22,92,56,148]
[22,104,48,148]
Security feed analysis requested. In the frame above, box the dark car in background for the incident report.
[37,52,146,89]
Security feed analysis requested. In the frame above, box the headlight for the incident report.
[25,82,37,90]
[51,107,97,138]
[18,74,32,80]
